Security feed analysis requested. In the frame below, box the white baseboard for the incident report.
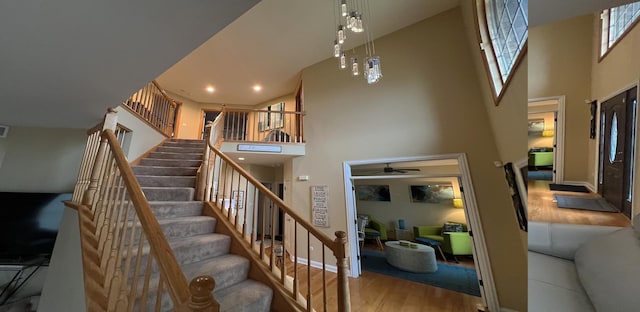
[289,256,338,273]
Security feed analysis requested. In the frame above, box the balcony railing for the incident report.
[122,81,178,137]
[220,108,305,144]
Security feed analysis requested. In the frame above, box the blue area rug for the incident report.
[528,170,552,181]
[360,249,480,297]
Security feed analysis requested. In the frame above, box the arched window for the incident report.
[475,0,528,103]
[600,2,640,58]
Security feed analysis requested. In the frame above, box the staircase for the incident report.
[132,138,273,311]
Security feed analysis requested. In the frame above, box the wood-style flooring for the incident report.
[527,180,631,226]
[268,243,483,312]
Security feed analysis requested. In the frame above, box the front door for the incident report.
[599,87,637,218]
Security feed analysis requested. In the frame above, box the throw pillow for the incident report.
[442,222,463,234]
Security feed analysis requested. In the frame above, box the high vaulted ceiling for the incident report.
[155,0,460,106]
[2,0,639,129]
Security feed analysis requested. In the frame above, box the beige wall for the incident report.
[460,0,529,273]
[170,91,225,139]
[0,127,86,192]
[117,107,168,161]
[529,14,594,182]
[355,177,466,239]
[590,14,640,218]
[296,8,525,311]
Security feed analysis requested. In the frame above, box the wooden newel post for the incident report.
[334,231,351,312]
[82,108,118,206]
[188,275,219,312]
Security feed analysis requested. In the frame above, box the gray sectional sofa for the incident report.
[528,217,640,311]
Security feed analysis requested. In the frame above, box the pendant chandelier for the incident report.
[333,0,382,84]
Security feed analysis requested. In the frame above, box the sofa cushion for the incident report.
[441,222,463,234]
[528,252,595,312]
[574,228,640,312]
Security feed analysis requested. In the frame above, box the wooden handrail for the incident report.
[102,129,192,307]
[206,138,337,249]
[152,80,178,106]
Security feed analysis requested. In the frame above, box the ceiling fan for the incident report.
[382,163,420,174]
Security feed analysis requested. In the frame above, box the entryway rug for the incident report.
[554,195,619,212]
[360,249,480,297]
[549,184,590,193]
[528,170,553,181]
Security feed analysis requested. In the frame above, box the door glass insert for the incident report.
[610,112,618,164]
[629,99,637,202]
[599,111,605,184]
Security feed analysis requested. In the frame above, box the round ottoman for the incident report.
[384,241,438,273]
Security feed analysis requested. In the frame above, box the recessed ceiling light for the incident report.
[238,157,245,161]
[253,85,262,92]
[206,86,215,93]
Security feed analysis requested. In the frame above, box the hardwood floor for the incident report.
[266,243,483,312]
[527,180,631,226]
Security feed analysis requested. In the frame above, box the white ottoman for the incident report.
[384,241,438,273]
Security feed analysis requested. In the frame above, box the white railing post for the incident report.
[82,108,118,206]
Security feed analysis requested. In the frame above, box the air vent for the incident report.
[0,125,8,138]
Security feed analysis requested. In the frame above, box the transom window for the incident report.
[475,0,528,103]
[600,1,640,57]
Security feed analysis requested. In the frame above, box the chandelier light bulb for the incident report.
[349,12,357,30]
[341,0,348,17]
[337,25,346,44]
[351,57,359,76]
[334,40,341,58]
[353,14,364,33]
[340,52,347,69]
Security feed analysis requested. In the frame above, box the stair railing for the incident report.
[71,109,219,311]
[199,111,351,312]
[220,108,305,143]
[121,80,178,137]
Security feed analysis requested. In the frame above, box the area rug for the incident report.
[528,170,552,181]
[549,184,590,193]
[360,249,480,297]
[554,195,619,212]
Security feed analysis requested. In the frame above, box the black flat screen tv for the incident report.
[0,192,72,264]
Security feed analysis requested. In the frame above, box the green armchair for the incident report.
[413,223,472,262]
[358,214,387,240]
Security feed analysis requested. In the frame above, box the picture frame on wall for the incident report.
[258,102,285,132]
[504,162,527,231]
[356,185,391,201]
[232,190,245,210]
[409,183,454,203]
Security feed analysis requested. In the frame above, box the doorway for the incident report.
[598,86,637,219]
[201,109,248,140]
[528,96,566,184]
[256,183,285,242]
[343,154,498,311]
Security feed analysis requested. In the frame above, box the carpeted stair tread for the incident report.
[123,234,231,271]
[156,216,216,239]
[139,158,202,168]
[162,142,205,149]
[156,146,203,154]
[181,254,251,291]
[148,152,203,160]
[148,201,204,219]
[141,186,195,201]
[214,279,273,312]
[137,175,196,187]
[132,166,198,176]
[131,253,251,311]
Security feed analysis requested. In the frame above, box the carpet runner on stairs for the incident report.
[131,139,272,311]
